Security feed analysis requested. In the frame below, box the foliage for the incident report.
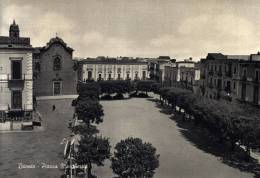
[111,137,159,178]
[99,80,132,95]
[77,81,101,100]
[75,99,104,126]
[72,124,99,136]
[76,135,111,178]
[151,83,161,94]
[158,87,260,156]
[135,80,157,94]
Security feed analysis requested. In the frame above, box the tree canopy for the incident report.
[76,135,111,178]
[75,99,104,126]
[111,137,159,178]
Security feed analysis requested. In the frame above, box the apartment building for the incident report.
[0,21,33,125]
[200,53,260,106]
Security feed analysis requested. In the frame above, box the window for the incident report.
[12,60,22,79]
[233,82,236,89]
[53,81,62,95]
[126,73,130,80]
[108,74,112,80]
[233,66,237,74]
[53,57,61,71]
[117,67,121,73]
[117,74,121,79]
[87,71,92,80]
[98,74,102,80]
[135,73,138,79]
[142,71,146,80]
[12,91,22,109]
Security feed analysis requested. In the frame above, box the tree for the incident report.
[111,137,159,178]
[72,124,99,136]
[77,81,101,100]
[75,99,104,127]
[136,80,156,95]
[76,135,111,178]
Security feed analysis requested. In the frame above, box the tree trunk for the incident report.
[87,162,92,178]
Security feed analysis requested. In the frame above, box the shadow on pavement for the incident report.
[149,98,260,178]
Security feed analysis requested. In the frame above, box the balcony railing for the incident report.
[0,110,32,122]
[7,74,25,89]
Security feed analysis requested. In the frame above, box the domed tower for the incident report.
[9,20,19,38]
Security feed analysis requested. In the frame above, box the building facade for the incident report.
[33,37,77,96]
[78,57,149,81]
[148,56,173,84]
[0,21,33,123]
[200,53,260,106]
[236,54,260,105]
[164,59,200,93]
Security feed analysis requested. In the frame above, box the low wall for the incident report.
[36,95,78,101]
[0,121,11,131]
[0,121,33,131]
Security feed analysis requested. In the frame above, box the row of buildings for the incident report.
[163,53,260,106]
[0,21,161,126]
[0,21,259,129]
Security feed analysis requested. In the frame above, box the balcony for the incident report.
[225,71,232,78]
[8,74,25,90]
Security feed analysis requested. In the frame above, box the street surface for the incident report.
[0,98,253,178]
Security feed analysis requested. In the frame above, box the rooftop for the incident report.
[78,57,148,64]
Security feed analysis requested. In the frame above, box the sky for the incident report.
[1,0,260,61]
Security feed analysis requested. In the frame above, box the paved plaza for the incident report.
[0,98,254,178]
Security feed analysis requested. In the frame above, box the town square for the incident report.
[0,0,260,178]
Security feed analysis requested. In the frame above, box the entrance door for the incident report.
[12,60,22,79]
[12,91,22,109]
[53,81,62,95]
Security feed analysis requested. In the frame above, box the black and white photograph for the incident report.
[0,0,260,178]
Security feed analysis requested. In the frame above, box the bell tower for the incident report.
[9,20,20,38]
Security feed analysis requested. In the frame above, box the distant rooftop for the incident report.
[78,57,148,64]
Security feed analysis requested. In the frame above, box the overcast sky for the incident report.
[1,0,260,60]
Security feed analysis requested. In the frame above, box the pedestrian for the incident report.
[52,105,56,111]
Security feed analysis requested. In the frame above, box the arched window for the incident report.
[53,57,61,71]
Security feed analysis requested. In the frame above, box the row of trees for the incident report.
[76,80,159,100]
[70,82,160,178]
[156,87,260,159]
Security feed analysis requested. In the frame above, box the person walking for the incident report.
[52,105,56,111]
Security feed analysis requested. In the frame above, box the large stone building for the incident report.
[0,21,33,125]
[33,37,77,96]
[200,53,260,105]
[78,57,149,81]
[164,59,200,93]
